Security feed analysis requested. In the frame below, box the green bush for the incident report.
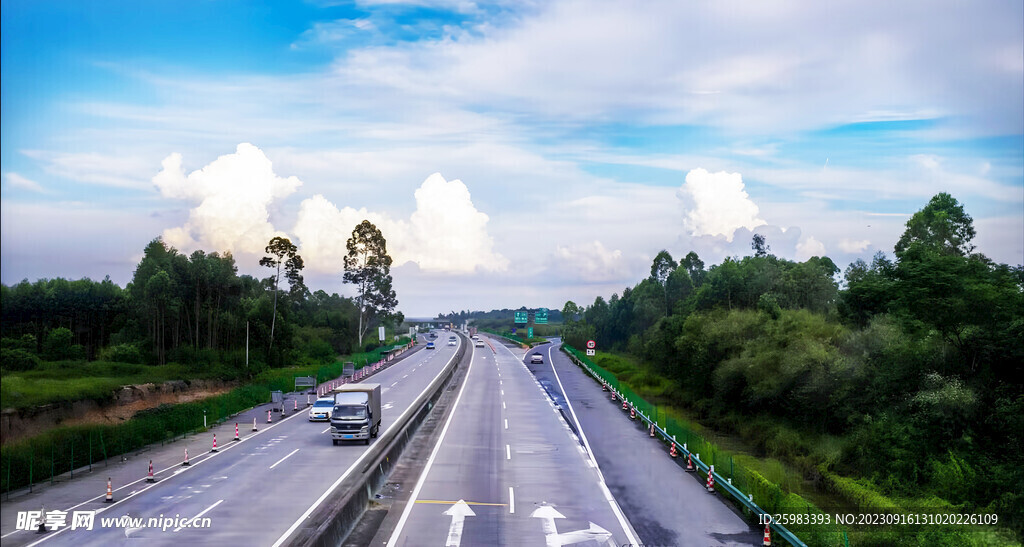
[2,334,37,352]
[105,343,143,364]
[1,348,40,371]
[42,327,75,360]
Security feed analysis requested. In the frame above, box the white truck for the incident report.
[330,383,382,445]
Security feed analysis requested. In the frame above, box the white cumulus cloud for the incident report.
[678,168,765,241]
[293,173,507,275]
[838,238,871,253]
[153,143,302,254]
[550,240,630,283]
[5,172,48,193]
[796,236,827,260]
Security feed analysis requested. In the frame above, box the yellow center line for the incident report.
[414,499,508,506]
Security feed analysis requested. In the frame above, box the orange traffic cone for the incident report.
[294,399,298,412]
[146,460,155,482]
[234,423,240,441]
[622,399,628,411]
[104,478,113,502]
[211,434,218,452]
[630,406,636,420]
[762,523,771,546]
[686,452,695,472]
[182,448,191,466]
[611,390,617,402]
[670,442,678,458]
[602,382,609,392]
[706,465,715,493]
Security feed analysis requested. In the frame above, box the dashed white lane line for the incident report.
[321,427,330,434]
[504,418,508,430]
[502,401,506,410]
[509,487,515,514]
[506,444,511,460]
[173,499,223,532]
[269,449,300,470]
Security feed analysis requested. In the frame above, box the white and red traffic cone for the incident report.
[686,452,695,471]
[294,399,298,412]
[706,465,716,493]
[670,442,678,458]
[252,417,258,431]
[762,523,771,546]
[182,448,191,466]
[649,422,656,437]
[146,460,155,482]
[234,423,240,441]
[211,434,218,452]
[611,390,617,402]
[602,382,609,392]
[630,406,636,420]
[622,400,628,411]
[105,478,113,502]
[267,410,272,423]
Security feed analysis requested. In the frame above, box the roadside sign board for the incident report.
[378,326,386,342]
[527,327,534,338]
[514,311,528,324]
[586,349,595,356]
[535,308,548,324]
[586,340,596,349]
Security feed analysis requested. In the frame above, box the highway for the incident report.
[528,338,760,546]
[384,336,638,546]
[0,333,461,547]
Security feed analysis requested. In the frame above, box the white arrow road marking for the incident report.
[530,505,566,546]
[442,500,476,547]
[554,522,613,545]
[383,402,394,411]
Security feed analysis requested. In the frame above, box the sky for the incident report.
[2,0,1022,317]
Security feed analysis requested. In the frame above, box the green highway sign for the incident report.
[535,308,548,324]
[514,311,528,324]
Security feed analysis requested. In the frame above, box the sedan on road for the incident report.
[426,342,435,349]
[531,352,544,364]
[308,397,336,421]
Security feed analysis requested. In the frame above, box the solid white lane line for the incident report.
[506,444,511,460]
[269,449,300,469]
[386,344,477,547]
[174,499,223,532]
[509,487,515,514]
[543,342,640,546]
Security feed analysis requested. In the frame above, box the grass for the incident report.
[1,362,197,409]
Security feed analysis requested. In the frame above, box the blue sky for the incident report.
[2,0,1022,315]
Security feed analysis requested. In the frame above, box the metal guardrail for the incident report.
[563,347,807,547]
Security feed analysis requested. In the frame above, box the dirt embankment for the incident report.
[1,379,237,445]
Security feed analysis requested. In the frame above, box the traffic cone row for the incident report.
[146,460,155,482]
[211,434,218,452]
[763,523,771,546]
[234,423,240,441]
[104,478,113,502]
[706,465,715,492]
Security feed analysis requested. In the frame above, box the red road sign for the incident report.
[586,340,596,349]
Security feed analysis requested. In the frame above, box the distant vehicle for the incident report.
[448,336,457,346]
[331,384,382,445]
[531,352,543,364]
[475,339,485,348]
[426,342,435,349]
[429,332,437,339]
[308,397,335,421]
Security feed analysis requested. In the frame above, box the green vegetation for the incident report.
[562,193,1023,545]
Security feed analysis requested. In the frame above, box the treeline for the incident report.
[562,193,1024,539]
[2,235,399,375]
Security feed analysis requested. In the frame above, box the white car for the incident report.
[448,336,457,346]
[308,397,335,421]
[474,339,485,348]
[530,352,544,364]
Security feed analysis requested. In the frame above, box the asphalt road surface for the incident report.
[0,332,460,547]
[528,338,761,547]
[385,336,639,547]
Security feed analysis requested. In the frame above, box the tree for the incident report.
[259,236,303,351]
[650,250,677,286]
[895,192,976,258]
[343,220,398,347]
[681,251,706,287]
[562,301,580,323]
[751,234,770,257]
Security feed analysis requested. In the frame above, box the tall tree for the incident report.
[343,220,398,347]
[895,192,976,258]
[681,251,706,287]
[751,234,770,257]
[259,236,303,350]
